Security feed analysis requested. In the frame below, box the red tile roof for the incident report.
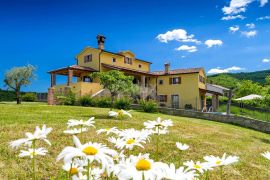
[48,65,97,73]
[152,68,203,75]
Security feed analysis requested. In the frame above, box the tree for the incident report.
[91,70,134,110]
[4,65,36,104]
[236,80,262,97]
[266,75,270,85]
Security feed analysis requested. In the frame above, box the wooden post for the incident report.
[226,89,233,115]
[51,73,56,87]
[67,69,73,86]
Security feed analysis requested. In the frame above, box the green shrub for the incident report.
[184,104,193,110]
[64,92,76,105]
[95,97,111,108]
[114,98,131,110]
[22,93,37,102]
[78,95,94,107]
[139,100,158,113]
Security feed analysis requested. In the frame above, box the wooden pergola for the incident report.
[47,65,97,87]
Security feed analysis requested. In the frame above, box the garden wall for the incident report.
[131,105,270,134]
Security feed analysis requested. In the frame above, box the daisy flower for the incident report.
[18,148,48,158]
[183,160,211,174]
[64,128,88,135]
[203,153,239,167]
[62,161,85,178]
[108,109,132,118]
[108,137,145,150]
[144,117,173,134]
[116,153,165,180]
[57,135,117,170]
[162,163,198,180]
[261,151,270,160]
[9,125,52,149]
[117,128,152,142]
[176,142,189,151]
[67,117,95,128]
[96,127,119,135]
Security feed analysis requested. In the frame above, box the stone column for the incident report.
[51,73,56,87]
[141,75,146,99]
[216,95,219,110]
[141,75,146,87]
[212,94,217,112]
[67,69,73,86]
[48,87,55,105]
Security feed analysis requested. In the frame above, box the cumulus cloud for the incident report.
[175,45,198,52]
[229,25,240,33]
[241,30,257,37]
[222,0,268,15]
[208,66,244,74]
[221,15,246,20]
[246,23,256,29]
[256,16,270,20]
[204,40,223,48]
[156,29,200,44]
[262,58,270,63]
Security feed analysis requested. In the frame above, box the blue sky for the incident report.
[0,0,269,92]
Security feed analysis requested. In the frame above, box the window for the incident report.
[169,77,181,84]
[84,54,92,63]
[112,58,116,62]
[158,95,167,102]
[124,57,132,65]
[138,64,142,68]
[159,80,163,85]
[199,75,206,84]
[83,76,92,83]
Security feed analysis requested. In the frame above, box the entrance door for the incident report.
[171,95,179,109]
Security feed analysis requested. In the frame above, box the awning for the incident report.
[48,65,97,77]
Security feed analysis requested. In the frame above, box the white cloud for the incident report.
[229,25,240,33]
[262,58,270,63]
[175,45,198,52]
[241,30,257,37]
[221,15,246,20]
[257,16,270,20]
[204,40,223,48]
[156,29,200,44]
[246,23,256,29]
[222,0,268,15]
[208,66,244,74]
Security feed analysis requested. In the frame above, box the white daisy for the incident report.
[96,127,119,135]
[18,148,48,158]
[108,137,145,150]
[176,142,189,151]
[9,125,52,149]
[67,117,95,128]
[116,153,165,180]
[183,160,211,174]
[62,161,85,178]
[108,109,132,118]
[144,117,173,134]
[117,128,152,142]
[57,136,117,170]
[162,163,198,180]
[64,128,88,135]
[203,153,239,167]
[261,151,270,160]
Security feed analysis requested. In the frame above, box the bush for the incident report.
[184,104,193,110]
[95,97,111,108]
[56,92,76,106]
[22,93,37,102]
[114,98,131,110]
[78,95,94,107]
[139,100,158,113]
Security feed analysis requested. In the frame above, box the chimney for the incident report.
[164,63,170,74]
[96,34,106,50]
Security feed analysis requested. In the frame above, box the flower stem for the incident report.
[205,170,209,180]
[87,159,91,180]
[155,128,160,160]
[32,140,36,180]
[220,166,223,180]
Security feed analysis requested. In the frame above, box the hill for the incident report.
[207,69,270,88]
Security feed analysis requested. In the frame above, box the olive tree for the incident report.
[4,64,36,104]
[91,70,134,110]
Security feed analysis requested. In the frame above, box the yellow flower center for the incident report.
[118,110,124,116]
[69,168,78,175]
[30,151,37,156]
[216,160,221,165]
[105,128,110,131]
[82,146,98,155]
[136,159,151,171]
[194,164,201,169]
[126,139,135,144]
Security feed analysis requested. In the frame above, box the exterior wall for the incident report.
[198,69,206,90]
[100,51,150,72]
[156,73,201,110]
[76,47,101,71]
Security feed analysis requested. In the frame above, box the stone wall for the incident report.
[132,105,270,134]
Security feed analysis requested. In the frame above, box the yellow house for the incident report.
[48,35,207,110]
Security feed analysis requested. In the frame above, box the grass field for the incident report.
[218,105,270,122]
[0,102,270,179]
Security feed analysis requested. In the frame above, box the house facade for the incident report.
[48,35,207,110]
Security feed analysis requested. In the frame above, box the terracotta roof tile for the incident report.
[152,68,203,75]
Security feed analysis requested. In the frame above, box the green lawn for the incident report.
[0,102,270,179]
[218,104,270,122]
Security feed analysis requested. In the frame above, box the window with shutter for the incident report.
[84,54,92,63]
[158,95,167,102]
